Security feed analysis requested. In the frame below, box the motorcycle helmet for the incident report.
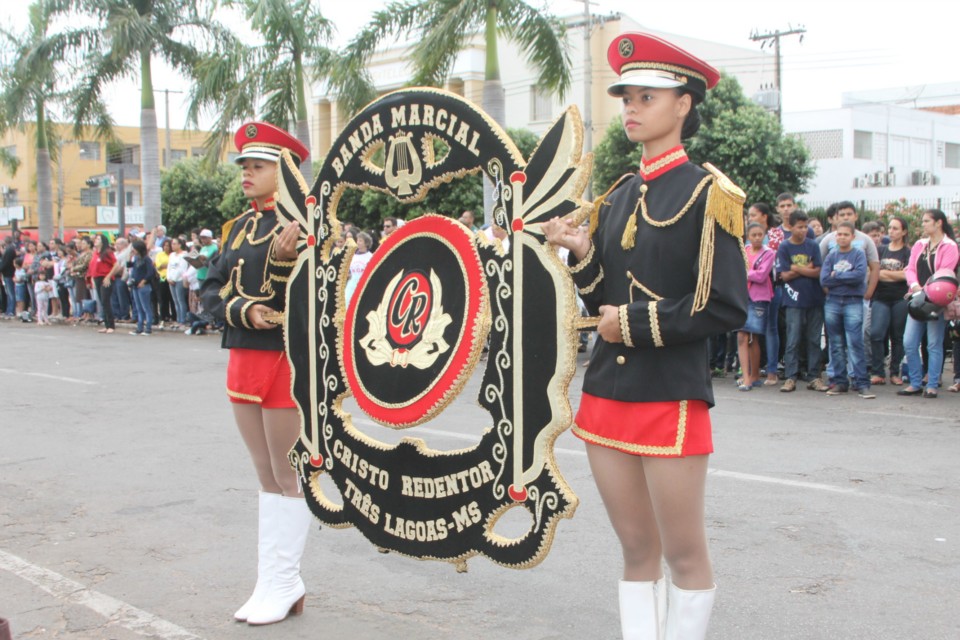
[908,290,943,321]
[924,269,959,307]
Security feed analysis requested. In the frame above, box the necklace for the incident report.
[633,175,713,228]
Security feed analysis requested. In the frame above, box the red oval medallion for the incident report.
[307,234,316,247]
[511,218,524,232]
[387,271,432,347]
[510,171,527,184]
[508,485,528,502]
[341,215,489,428]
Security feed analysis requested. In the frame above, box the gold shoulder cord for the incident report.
[621,176,714,250]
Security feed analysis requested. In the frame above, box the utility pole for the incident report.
[156,88,183,167]
[749,25,805,123]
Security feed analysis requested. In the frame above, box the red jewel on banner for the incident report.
[510,171,527,184]
[512,219,524,232]
[508,485,528,502]
[305,195,317,207]
[307,235,316,247]
[310,454,324,467]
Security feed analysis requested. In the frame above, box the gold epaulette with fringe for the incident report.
[691,163,746,316]
[222,210,250,251]
[702,163,746,239]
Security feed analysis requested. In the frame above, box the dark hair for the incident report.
[789,210,808,226]
[383,217,398,226]
[749,202,775,224]
[96,233,113,259]
[776,193,795,204]
[924,208,956,241]
[888,215,910,243]
[837,221,856,233]
[746,222,764,234]
[162,238,172,253]
[132,239,148,258]
[674,89,702,139]
[835,200,856,213]
[825,203,838,220]
[861,221,881,234]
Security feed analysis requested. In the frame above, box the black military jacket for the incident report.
[201,206,295,351]
[571,162,748,407]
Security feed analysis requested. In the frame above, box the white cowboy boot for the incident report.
[619,577,666,639]
[246,495,313,625]
[234,491,281,621]
[664,582,716,640]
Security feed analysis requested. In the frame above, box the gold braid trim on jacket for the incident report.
[691,163,747,315]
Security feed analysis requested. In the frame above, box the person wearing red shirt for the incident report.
[89,233,117,334]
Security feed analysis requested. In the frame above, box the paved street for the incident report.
[1,320,958,639]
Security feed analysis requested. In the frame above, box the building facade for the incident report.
[0,124,220,237]
[785,83,960,214]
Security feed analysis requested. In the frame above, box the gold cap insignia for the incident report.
[245,124,258,139]
[618,38,634,59]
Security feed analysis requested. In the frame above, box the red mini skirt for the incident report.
[226,348,296,409]
[572,393,712,457]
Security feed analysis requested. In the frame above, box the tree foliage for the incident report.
[687,74,815,206]
[331,0,571,116]
[590,74,816,206]
[188,0,337,181]
[160,157,239,235]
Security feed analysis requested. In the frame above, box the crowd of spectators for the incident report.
[0,225,221,336]
[713,193,960,399]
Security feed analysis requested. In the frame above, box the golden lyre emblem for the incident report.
[384,131,422,196]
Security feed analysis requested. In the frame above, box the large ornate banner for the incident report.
[274,88,592,570]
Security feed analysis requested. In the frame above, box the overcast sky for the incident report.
[5,0,956,129]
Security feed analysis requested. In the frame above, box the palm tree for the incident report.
[188,0,338,182]
[331,0,572,224]
[35,0,232,231]
[0,0,63,242]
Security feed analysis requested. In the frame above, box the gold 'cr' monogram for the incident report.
[385,131,423,197]
[245,124,258,139]
[618,38,634,59]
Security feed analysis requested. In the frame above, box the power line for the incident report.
[750,25,806,122]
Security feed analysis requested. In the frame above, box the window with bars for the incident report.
[164,149,187,165]
[530,87,552,122]
[80,188,100,207]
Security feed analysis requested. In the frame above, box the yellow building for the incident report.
[0,123,225,238]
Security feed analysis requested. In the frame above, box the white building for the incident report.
[785,83,960,213]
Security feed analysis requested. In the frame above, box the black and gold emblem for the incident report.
[273,88,593,570]
[244,123,258,139]
[618,37,634,58]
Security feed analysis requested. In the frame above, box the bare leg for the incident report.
[749,334,761,385]
[586,443,663,581]
[263,408,303,497]
[233,403,284,494]
[643,455,713,589]
[736,332,752,385]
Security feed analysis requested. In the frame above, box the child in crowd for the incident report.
[737,222,775,390]
[13,257,29,320]
[34,271,55,325]
[776,211,825,392]
[821,221,874,398]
